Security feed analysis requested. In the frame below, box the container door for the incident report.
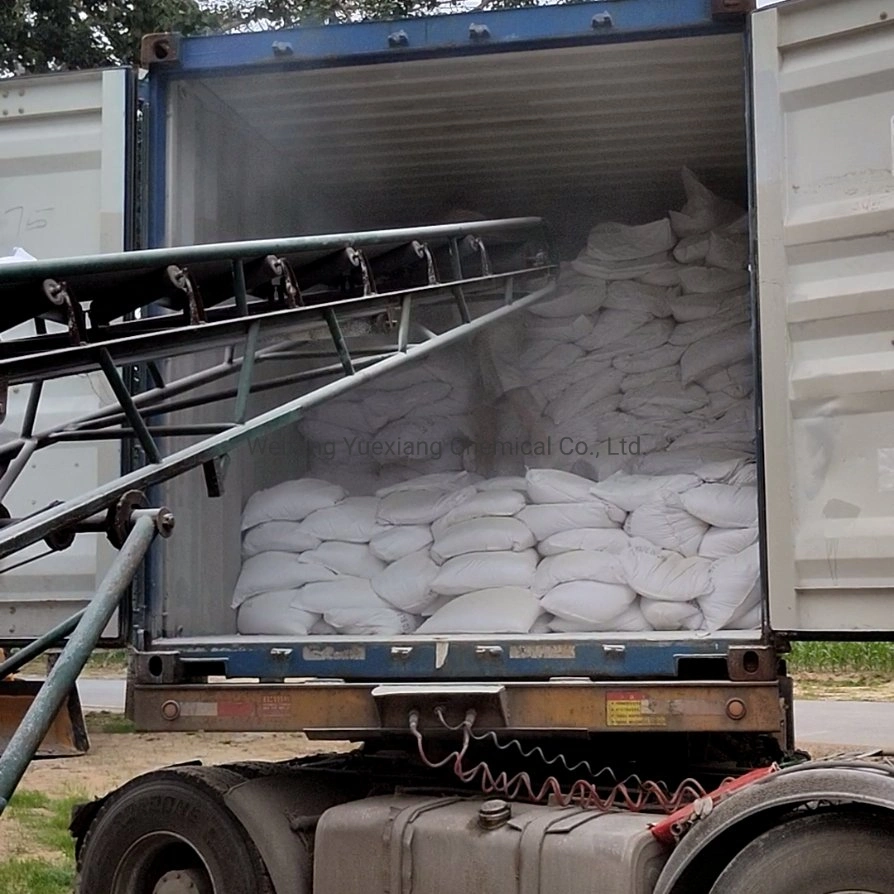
[753,1,894,633]
[0,69,132,642]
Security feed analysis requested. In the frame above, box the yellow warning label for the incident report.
[606,691,668,728]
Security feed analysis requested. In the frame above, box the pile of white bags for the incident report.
[233,464,760,636]
[232,169,762,636]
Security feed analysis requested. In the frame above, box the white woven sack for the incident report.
[590,472,701,513]
[242,523,321,559]
[680,323,752,385]
[537,527,632,556]
[371,549,440,613]
[323,605,420,635]
[680,484,758,528]
[431,517,535,563]
[431,550,538,596]
[298,542,386,578]
[729,463,758,486]
[669,307,749,347]
[241,479,346,531]
[572,252,678,283]
[624,502,708,557]
[310,619,338,635]
[526,469,598,504]
[232,553,338,607]
[552,602,652,632]
[705,231,748,271]
[375,472,481,496]
[361,381,451,428]
[299,497,386,543]
[374,416,470,464]
[540,579,637,625]
[620,383,709,417]
[292,576,387,613]
[699,545,760,630]
[678,266,749,295]
[574,309,653,352]
[603,280,675,318]
[698,526,758,559]
[417,587,542,634]
[476,476,529,493]
[236,591,320,635]
[582,318,674,358]
[619,548,713,601]
[632,448,749,480]
[672,232,711,264]
[528,281,607,318]
[640,599,703,631]
[546,373,625,426]
[533,550,624,595]
[369,525,433,562]
[519,502,624,541]
[697,361,754,398]
[669,168,744,238]
[668,289,748,323]
[725,588,762,629]
[377,486,477,525]
[614,345,685,376]
[585,219,676,262]
[431,490,525,538]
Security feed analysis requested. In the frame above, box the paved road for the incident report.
[794,699,894,750]
[78,678,126,712]
[72,679,894,750]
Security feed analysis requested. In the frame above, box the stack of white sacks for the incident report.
[232,465,760,636]
[232,169,762,635]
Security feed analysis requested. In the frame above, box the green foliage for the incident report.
[0,790,87,892]
[789,641,894,674]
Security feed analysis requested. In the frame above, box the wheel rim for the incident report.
[112,831,215,894]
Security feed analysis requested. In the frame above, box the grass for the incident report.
[9,648,128,680]
[86,711,135,734]
[0,789,85,893]
[788,642,894,674]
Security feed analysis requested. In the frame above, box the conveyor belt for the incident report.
[0,217,556,561]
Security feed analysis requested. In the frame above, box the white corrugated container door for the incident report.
[0,69,129,639]
[754,0,894,632]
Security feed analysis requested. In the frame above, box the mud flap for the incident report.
[0,679,90,758]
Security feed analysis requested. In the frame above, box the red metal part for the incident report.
[650,764,778,845]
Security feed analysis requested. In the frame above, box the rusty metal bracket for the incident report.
[347,247,376,296]
[727,645,778,682]
[711,0,754,18]
[167,265,206,325]
[412,241,439,284]
[43,279,85,345]
[140,32,181,67]
[469,236,492,277]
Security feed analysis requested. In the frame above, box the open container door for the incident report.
[0,68,133,644]
[753,0,894,634]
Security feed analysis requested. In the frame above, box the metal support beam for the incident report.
[0,610,85,680]
[98,349,162,464]
[0,280,555,559]
[0,514,161,813]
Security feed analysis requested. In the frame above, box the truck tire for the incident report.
[74,766,274,894]
[709,811,894,894]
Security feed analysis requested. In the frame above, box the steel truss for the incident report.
[0,217,556,562]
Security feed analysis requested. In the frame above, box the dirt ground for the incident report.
[1,726,350,862]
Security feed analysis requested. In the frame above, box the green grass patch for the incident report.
[789,642,894,674]
[84,649,128,673]
[0,789,86,892]
[86,711,135,734]
[0,859,73,894]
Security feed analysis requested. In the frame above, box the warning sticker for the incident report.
[606,691,667,728]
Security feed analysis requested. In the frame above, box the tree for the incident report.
[0,0,494,74]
